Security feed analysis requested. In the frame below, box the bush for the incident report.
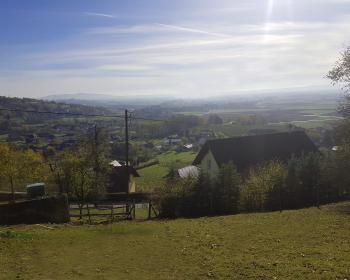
[155,163,241,218]
[153,177,198,218]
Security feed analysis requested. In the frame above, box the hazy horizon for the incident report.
[1,0,349,98]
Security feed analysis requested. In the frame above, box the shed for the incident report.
[109,166,140,193]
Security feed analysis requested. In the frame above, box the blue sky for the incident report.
[1,0,350,98]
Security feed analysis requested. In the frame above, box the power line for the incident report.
[0,107,165,122]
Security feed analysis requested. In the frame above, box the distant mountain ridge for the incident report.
[43,93,118,101]
[0,95,113,118]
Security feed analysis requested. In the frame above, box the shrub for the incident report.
[320,147,350,202]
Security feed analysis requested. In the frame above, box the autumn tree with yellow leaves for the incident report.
[0,144,48,200]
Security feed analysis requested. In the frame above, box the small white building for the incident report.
[178,165,200,179]
[183,144,193,150]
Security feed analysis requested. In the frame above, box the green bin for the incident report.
[26,183,46,199]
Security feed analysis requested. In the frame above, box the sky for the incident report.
[1,0,350,98]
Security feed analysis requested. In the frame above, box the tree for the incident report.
[79,126,110,200]
[193,171,213,216]
[328,47,350,143]
[328,47,350,92]
[0,144,21,200]
[320,148,350,202]
[293,153,321,208]
[61,152,94,219]
[240,161,286,212]
[213,162,241,214]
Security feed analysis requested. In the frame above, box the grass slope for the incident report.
[136,151,196,191]
[1,202,350,279]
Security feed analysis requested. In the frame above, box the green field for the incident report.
[1,202,350,279]
[135,151,196,191]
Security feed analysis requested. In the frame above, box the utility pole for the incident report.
[94,124,100,195]
[125,109,130,193]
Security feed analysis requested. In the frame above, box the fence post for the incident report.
[148,201,152,220]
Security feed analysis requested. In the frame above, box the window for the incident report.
[208,159,211,170]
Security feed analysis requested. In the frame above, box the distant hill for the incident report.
[43,93,173,108]
[44,93,118,101]
[0,95,112,120]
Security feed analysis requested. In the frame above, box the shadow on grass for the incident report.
[326,201,350,215]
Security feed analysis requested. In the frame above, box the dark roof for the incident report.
[193,131,318,171]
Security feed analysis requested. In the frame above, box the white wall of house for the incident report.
[199,149,220,179]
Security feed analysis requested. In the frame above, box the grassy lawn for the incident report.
[1,202,350,279]
[135,151,196,191]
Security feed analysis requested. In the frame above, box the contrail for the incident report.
[155,23,231,38]
[84,12,116,19]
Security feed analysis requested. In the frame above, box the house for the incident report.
[110,160,122,167]
[109,165,140,193]
[193,131,318,178]
[183,144,193,150]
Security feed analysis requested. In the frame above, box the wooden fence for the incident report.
[69,193,158,222]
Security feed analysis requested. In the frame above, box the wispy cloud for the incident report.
[97,64,155,72]
[87,23,232,37]
[2,0,350,97]
[84,12,116,19]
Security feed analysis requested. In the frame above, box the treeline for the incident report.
[154,149,350,218]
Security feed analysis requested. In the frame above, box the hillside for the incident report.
[0,96,120,151]
[1,202,349,279]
